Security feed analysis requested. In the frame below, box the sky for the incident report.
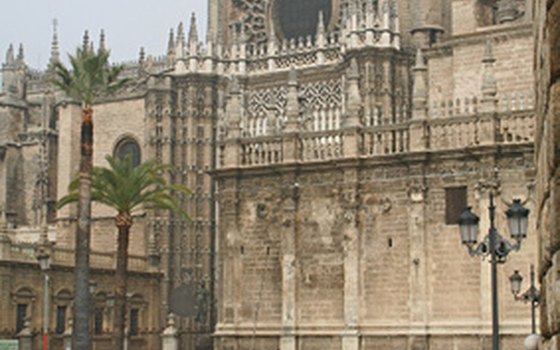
[0,1,207,70]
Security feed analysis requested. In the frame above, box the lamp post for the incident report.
[457,193,530,350]
[509,264,540,334]
[35,228,53,350]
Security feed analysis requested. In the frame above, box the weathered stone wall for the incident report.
[535,0,560,347]
[215,145,536,349]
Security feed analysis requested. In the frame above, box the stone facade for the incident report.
[0,0,538,349]
[534,0,560,348]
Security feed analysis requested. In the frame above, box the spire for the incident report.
[139,47,146,65]
[5,44,15,66]
[167,28,175,56]
[98,29,107,54]
[176,22,185,58]
[16,44,25,66]
[82,30,90,52]
[317,10,325,37]
[49,19,60,65]
[285,67,300,133]
[188,12,199,54]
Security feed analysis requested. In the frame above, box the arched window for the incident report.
[113,137,141,168]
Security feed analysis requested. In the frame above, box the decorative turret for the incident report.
[410,0,445,48]
[412,49,428,120]
[16,44,25,69]
[5,44,14,67]
[98,29,107,55]
[344,58,362,128]
[1,43,26,99]
[82,30,90,52]
[284,68,300,133]
[48,19,60,67]
[480,39,498,113]
[496,0,518,23]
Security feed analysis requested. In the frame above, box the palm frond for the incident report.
[57,155,191,222]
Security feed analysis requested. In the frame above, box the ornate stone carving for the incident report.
[231,0,269,44]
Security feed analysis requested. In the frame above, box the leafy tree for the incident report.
[52,34,127,350]
[58,155,190,350]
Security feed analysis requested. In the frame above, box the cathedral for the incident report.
[0,0,539,349]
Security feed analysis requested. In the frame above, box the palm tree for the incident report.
[52,33,128,350]
[58,155,190,350]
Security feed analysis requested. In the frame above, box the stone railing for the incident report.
[300,130,345,161]
[218,110,534,169]
[363,124,409,156]
[240,136,284,166]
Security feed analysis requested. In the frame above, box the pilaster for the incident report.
[407,182,429,328]
[280,180,298,350]
[341,168,360,350]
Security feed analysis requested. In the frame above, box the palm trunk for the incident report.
[73,107,94,350]
[114,212,132,350]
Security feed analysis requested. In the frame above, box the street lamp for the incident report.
[457,193,530,350]
[509,264,540,334]
[35,229,53,350]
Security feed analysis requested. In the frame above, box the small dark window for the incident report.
[114,137,141,168]
[445,187,467,225]
[16,304,27,333]
[94,307,103,335]
[129,308,139,336]
[56,306,66,334]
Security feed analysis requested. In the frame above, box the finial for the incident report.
[5,44,15,65]
[167,28,175,56]
[98,29,107,54]
[188,12,198,46]
[317,11,325,36]
[82,30,90,52]
[139,47,145,64]
[177,22,185,46]
[17,44,24,64]
[49,19,60,65]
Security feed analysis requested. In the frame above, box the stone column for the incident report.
[280,180,298,350]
